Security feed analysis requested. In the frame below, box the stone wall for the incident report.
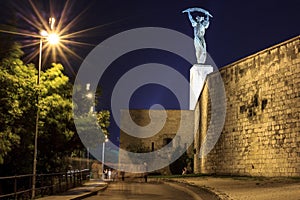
[119,109,194,174]
[195,36,300,177]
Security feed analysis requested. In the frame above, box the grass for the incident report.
[149,173,207,179]
[149,174,300,182]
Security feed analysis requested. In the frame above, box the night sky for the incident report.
[0,0,299,142]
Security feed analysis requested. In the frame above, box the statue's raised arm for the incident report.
[182,8,213,18]
[182,10,197,27]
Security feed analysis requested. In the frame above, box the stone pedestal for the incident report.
[189,64,213,110]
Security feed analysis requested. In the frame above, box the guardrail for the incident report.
[0,169,90,199]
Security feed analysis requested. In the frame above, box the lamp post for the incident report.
[32,25,60,199]
[85,84,108,180]
[102,135,108,180]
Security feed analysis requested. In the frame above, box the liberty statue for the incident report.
[183,8,212,64]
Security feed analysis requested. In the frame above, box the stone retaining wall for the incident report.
[194,36,300,177]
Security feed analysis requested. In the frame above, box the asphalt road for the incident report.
[85,182,199,200]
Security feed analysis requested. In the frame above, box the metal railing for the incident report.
[0,169,90,199]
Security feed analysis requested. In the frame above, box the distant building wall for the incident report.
[195,36,300,177]
[120,109,194,175]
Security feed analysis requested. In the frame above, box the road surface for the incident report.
[85,181,218,200]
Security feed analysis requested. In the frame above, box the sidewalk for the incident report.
[38,179,108,200]
[163,176,300,200]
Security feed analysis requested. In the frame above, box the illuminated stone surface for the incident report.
[194,36,300,177]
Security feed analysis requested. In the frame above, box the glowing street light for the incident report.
[102,135,109,180]
[86,92,93,99]
[40,30,60,45]
[40,30,48,37]
[48,33,60,45]
[32,19,60,199]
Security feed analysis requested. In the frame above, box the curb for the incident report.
[162,179,228,200]
[163,181,204,200]
[70,184,108,200]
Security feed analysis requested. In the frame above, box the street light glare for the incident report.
[0,1,91,76]
[40,30,48,37]
[47,33,60,45]
[86,92,93,99]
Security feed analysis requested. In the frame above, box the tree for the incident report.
[0,43,36,169]
[96,110,110,137]
[72,84,111,143]
[0,43,111,175]
[0,44,76,175]
[35,63,75,172]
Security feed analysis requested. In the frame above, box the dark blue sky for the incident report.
[0,0,299,142]
[1,0,299,69]
[82,0,300,66]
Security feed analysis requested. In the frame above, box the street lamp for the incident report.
[85,83,108,180]
[102,135,109,180]
[32,26,60,199]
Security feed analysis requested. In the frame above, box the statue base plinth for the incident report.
[189,64,213,110]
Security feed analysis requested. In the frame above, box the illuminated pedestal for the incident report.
[189,64,213,110]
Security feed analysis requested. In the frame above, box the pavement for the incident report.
[161,176,300,200]
[38,179,108,200]
[36,176,300,200]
